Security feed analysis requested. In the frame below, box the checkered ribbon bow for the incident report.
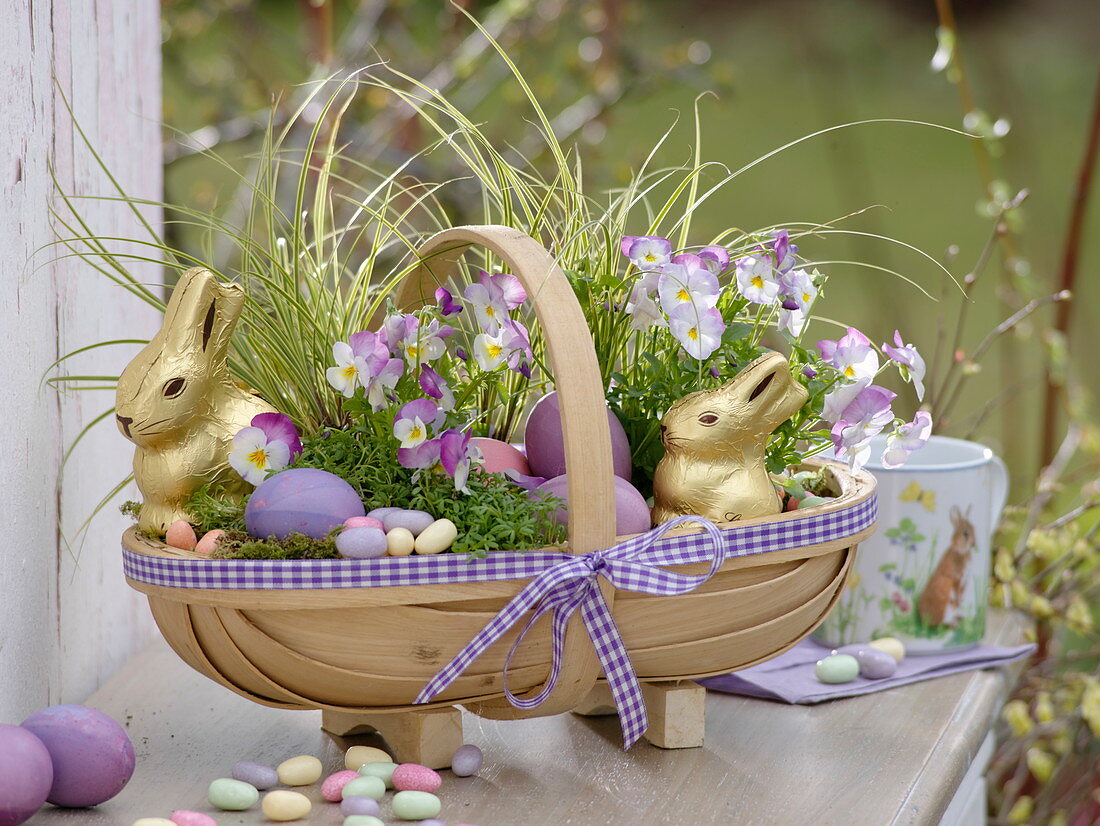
[414,515,725,749]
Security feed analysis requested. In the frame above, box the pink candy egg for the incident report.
[321,769,361,802]
[391,763,442,794]
[344,516,384,530]
[470,438,531,477]
[194,530,225,556]
[165,520,197,551]
[170,811,218,826]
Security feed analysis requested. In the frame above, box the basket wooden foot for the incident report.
[321,706,463,770]
[572,681,706,749]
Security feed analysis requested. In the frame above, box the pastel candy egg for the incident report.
[343,817,385,826]
[208,778,259,810]
[367,507,398,521]
[451,744,483,777]
[133,820,176,826]
[341,796,381,817]
[420,821,448,826]
[382,509,436,536]
[856,647,899,679]
[470,437,530,476]
[797,495,832,510]
[231,760,278,790]
[414,519,458,555]
[386,528,416,557]
[358,760,397,788]
[322,769,362,801]
[341,775,385,801]
[0,724,53,826]
[336,526,388,559]
[347,516,383,529]
[262,790,312,821]
[869,636,906,663]
[276,755,322,786]
[166,520,198,550]
[392,763,442,794]
[391,790,442,821]
[194,529,225,556]
[21,704,135,808]
[814,654,859,684]
[345,745,392,771]
[246,468,365,540]
[170,812,217,826]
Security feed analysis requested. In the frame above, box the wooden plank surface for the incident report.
[34,610,1026,826]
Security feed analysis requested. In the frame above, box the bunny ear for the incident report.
[950,505,962,525]
[161,267,244,363]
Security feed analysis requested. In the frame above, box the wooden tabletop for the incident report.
[33,610,1026,826]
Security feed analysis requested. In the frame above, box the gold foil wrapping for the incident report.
[652,353,808,525]
[115,268,274,534]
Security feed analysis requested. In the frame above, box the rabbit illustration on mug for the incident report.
[652,352,808,525]
[116,268,274,534]
[917,505,976,628]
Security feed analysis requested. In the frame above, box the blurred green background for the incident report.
[161,0,1099,488]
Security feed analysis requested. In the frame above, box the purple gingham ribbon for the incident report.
[414,515,725,749]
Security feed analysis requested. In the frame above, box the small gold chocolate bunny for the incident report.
[652,352,808,525]
[115,268,274,534]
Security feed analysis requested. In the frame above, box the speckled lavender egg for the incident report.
[21,705,135,808]
[382,509,436,537]
[336,527,388,559]
[523,392,633,480]
[856,647,899,679]
[0,724,53,825]
[450,744,483,777]
[231,760,278,790]
[245,468,365,540]
[535,474,651,536]
[341,796,381,817]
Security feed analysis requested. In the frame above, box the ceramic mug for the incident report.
[815,435,1009,653]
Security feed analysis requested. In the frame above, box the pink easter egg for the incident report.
[523,392,633,480]
[344,516,384,530]
[0,724,53,826]
[391,763,442,794]
[194,529,225,556]
[535,474,652,536]
[170,811,218,826]
[165,520,197,550]
[321,769,361,802]
[470,438,530,477]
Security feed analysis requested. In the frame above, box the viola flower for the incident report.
[473,330,507,371]
[501,319,534,375]
[883,330,927,401]
[779,268,818,313]
[403,319,453,367]
[698,245,731,275]
[228,413,301,486]
[658,255,720,315]
[418,364,455,411]
[392,398,442,449]
[620,235,672,271]
[881,411,933,469]
[734,255,782,305]
[818,327,879,382]
[326,340,369,398]
[381,313,418,356]
[777,306,807,337]
[822,377,869,424]
[771,229,798,274]
[435,286,463,316]
[464,271,526,335]
[624,272,665,331]
[830,384,897,470]
[364,357,404,411]
[668,303,726,360]
[398,437,441,470]
[439,428,480,493]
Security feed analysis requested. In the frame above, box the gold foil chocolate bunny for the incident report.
[652,352,808,525]
[115,268,274,534]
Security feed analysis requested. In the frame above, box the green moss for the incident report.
[211,529,340,560]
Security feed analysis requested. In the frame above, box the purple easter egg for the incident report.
[0,724,53,825]
[245,468,365,540]
[336,526,388,559]
[21,705,134,808]
[523,392,633,481]
[535,474,652,536]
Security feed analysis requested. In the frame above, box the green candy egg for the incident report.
[814,653,860,684]
[391,790,442,821]
[358,761,398,789]
[341,775,386,801]
[208,777,259,810]
[343,817,384,826]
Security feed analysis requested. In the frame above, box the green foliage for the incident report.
[184,485,247,535]
[212,530,340,560]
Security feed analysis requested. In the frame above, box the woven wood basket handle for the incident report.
[399,225,617,717]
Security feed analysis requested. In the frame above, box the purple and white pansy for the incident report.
[229,413,303,486]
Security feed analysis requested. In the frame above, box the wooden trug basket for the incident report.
[122,226,876,765]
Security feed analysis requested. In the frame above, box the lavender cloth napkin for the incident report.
[698,639,1035,704]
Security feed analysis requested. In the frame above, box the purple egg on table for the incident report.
[21,705,135,808]
[0,724,53,825]
[523,392,633,481]
[535,474,652,536]
[245,468,365,540]
[856,647,898,679]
